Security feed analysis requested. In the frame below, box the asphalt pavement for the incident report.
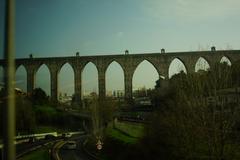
[59,136,95,160]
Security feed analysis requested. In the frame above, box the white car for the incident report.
[62,133,72,138]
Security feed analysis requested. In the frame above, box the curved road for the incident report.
[59,136,95,160]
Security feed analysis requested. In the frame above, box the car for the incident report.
[64,141,77,149]
[62,133,72,139]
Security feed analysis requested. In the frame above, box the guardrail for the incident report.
[16,132,58,140]
[0,131,85,149]
[0,132,58,150]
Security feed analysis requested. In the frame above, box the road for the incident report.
[59,136,95,160]
[16,138,60,159]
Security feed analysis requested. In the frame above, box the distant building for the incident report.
[134,97,152,105]
[105,90,124,98]
[106,90,113,97]
[207,87,240,106]
[112,90,124,98]
[113,90,116,97]
[59,92,72,105]
[133,86,152,98]
[83,91,98,99]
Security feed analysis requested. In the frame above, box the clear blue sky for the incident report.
[0,0,240,95]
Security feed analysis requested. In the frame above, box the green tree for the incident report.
[89,96,117,144]
[16,95,36,134]
[30,88,49,105]
[143,63,240,160]
[0,88,36,134]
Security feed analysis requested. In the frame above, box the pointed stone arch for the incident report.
[220,56,232,66]
[35,63,51,74]
[35,64,51,95]
[195,57,210,72]
[16,64,27,71]
[168,58,187,78]
[15,65,27,92]
[105,59,125,73]
[58,61,75,73]
[132,60,159,94]
[58,62,75,100]
[82,62,99,97]
[82,61,98,73]
[133,59,161,78]
[105,61,125,98]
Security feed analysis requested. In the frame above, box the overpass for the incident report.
[0,49,240,104]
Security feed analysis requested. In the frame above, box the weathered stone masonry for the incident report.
[1,50,240,104]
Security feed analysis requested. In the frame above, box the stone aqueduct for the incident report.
[1,49,240,104]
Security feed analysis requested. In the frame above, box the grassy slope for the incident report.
[113,121,145,138]
[106,127,138,144]
[96,124,144,160]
